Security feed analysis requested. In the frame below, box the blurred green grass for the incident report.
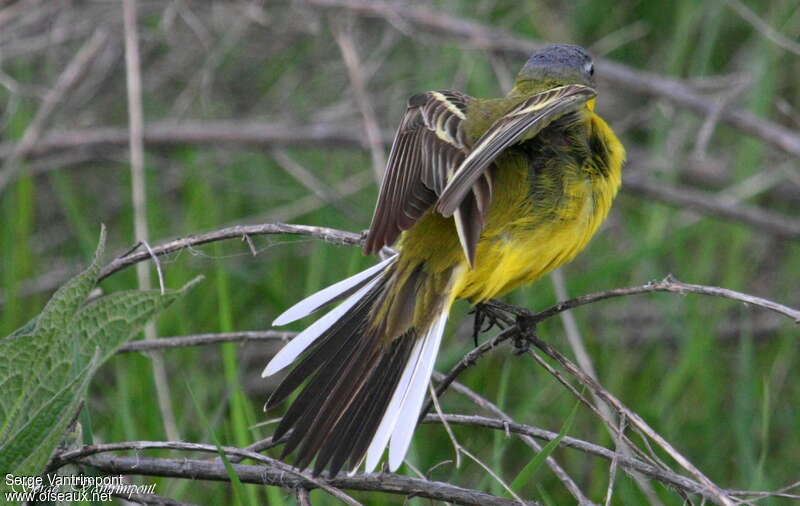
[2,0,799,504]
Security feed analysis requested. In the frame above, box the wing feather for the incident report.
[436,84,596,217]
[364,84,595,267]
[363,91,473,255]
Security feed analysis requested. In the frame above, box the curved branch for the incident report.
[79,454,537,506]
[421,413,710,498]
[487,275,800,324]
[98,223,365,282]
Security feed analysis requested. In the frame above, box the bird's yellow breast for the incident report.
[457,111,623,301]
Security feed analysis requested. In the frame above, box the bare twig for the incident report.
[624,173,800,240]
[331,19,386,182]
[522,336,735,505]
[428,383,462,469]
[487,275,800,324]
[429,337,728,504]
[99,223,800,322]
[79,454,537,506]
[99,224,800,323]
[0,28,109,193]
[117,331,295,353]
[550,270,598,381]
[53,440,361,505]
[296,488,311,506]
[427,368,594,505]
[0,121,386,159]
[550,270,663,506]
[420,413,753,500]
[98,223,364,282]
[427,384,526,505]
[460,446,526,506]
[603,416,625,506]
[142,241,165,295]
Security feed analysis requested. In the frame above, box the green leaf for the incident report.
[0,228,201,487]
[7,315,38,339]
[510,400,581,494]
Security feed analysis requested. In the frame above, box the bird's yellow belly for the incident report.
[454,181,606,302]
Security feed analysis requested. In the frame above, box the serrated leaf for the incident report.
[0,351,98,475]
[0,228,201,486]
[33,226,106,339]
[7,315,39,339]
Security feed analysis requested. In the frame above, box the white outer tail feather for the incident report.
[364,309,449,472]
[388,311,448,470]
[262,275,382,378]
[272,255,397,326]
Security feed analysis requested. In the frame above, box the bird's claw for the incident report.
[469,302,510,347]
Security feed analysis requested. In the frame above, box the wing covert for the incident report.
[436,84,596,217]
[363,90,475,255]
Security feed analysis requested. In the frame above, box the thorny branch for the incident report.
[97,223,364,282]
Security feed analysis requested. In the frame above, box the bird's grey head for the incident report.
[517,44,595,87]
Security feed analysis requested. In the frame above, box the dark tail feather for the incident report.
[265,271,416,475]
[264,260,451,476]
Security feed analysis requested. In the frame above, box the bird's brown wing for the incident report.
[436,84,597,218]
[364,90,494,266]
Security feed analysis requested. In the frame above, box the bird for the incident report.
[262,43,625,476]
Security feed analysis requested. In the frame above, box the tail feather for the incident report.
[324,337,415,474]
[262,274,384,377]
[365,335,427,471]
[297,343,383,470]
[266,278,383,410]
[270,279,385,440]
[388,311,447,470]
[364,310,448,472]
[263,259,452,475]
[272,255,397,326]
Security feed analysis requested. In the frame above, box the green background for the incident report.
[1,0,799,504]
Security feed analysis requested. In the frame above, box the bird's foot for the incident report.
[512,315,537,355]
[468,302,510,347]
